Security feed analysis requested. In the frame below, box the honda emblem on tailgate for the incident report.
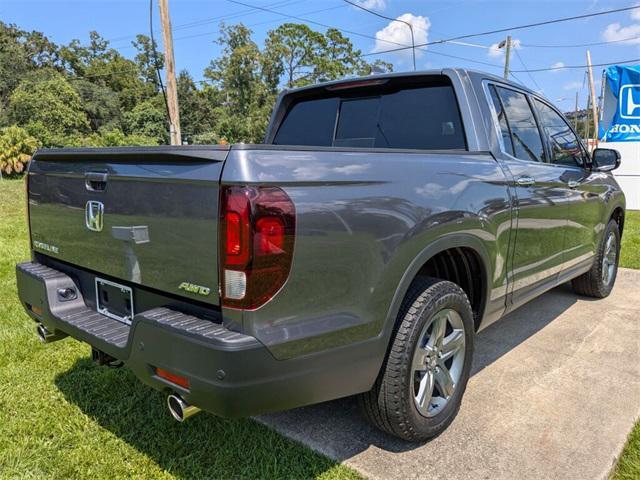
[85,201,104,232]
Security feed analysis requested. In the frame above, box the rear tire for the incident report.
[359,277,474,442]
[572,219,620,298]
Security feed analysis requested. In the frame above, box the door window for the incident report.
[534,99,587,167]
[488,85,515,156]
[495,86,546,162]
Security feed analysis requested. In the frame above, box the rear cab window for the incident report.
[273,76,467,150]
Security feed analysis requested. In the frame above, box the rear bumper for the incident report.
[16,261,380,417]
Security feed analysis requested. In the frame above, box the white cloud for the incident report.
[372,13,430,61]
[602,22,640,44]
[602,6,640,44]
[550,61,565,72]
[564,81,583,90]
[354,0,386,10]
[488,38,521,58]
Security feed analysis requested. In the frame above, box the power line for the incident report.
[521,34,640,48]
[514,48,543,91]
[226,0,505,70]
[509,71,526,85]
[25,1,640,86]
[106,0,304,46]
[172,0,303,32]
[511,56,640,72]
[225,0,412,50]
[368,4,640,56]
[168,3,348,43]
[342,0,490,50]
[342,0,416,70]
[415,48,504,69]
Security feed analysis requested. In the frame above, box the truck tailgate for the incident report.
[27,146,229,306]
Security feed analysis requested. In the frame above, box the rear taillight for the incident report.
[220,185,295,309]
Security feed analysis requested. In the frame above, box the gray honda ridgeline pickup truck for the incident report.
[17,69,625,441]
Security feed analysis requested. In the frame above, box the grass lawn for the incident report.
[620,210,640,270]
[0,176,638,479]
[613,215,640,478]
[0,178,361,480]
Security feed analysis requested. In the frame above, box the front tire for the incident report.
[359,277,474,442]
[572,219,621,298]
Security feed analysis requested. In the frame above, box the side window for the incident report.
[534,99,587,167]
[488,85,514,156]
[496,86,546,162]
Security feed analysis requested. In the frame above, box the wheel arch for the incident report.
[382,234,492,345]
[610,206,625,237]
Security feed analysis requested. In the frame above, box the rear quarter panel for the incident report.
[222,146,513,360]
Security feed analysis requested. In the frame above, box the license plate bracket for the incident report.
[95,278,134,325]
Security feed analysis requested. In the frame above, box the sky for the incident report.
[2,0,640,112]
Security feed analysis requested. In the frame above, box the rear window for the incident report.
[273,82,466,150]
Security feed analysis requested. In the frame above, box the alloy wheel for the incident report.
[411,308,466,418]
[602,232,617,286]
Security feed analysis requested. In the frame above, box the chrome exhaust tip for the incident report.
[37,324,67,344]
[167,394,200,422]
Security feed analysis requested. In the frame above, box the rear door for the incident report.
[486,84,571,305]
[27,146,228,305]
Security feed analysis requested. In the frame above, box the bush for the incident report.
[0,125,38,176]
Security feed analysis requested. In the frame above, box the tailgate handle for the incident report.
[85,172,108,192]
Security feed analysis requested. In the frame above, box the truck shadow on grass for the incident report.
[54,363,347,479]
[54,282,594,471]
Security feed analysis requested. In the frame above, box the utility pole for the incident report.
[158,0,181,145]
[585,92,591,142]
[586,50,598,147]
[501,35,512,79]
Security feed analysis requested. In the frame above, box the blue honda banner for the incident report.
[602,65,640,142]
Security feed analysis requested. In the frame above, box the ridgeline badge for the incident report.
[33,240,60,254]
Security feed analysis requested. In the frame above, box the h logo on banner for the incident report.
[620,84,640,119]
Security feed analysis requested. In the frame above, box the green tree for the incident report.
[313,28,364,83]
[58,31,111,77]
[123,96,168,144]
[204,23,273,142]
[8,71,90,143]
[72,79,122,132]
[177,70,216,142]
[358,58,394,76]
[132,34,164,90]
[264,23,325,88]
[0,22,61,115]
[59,32,151,111]
[83,52,150,112]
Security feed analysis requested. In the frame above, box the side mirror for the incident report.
[592,148,621,172]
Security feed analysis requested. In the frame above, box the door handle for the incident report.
[516,176,535,187]
[567,180,579,189]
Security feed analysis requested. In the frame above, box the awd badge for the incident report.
[178,282,211,296]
